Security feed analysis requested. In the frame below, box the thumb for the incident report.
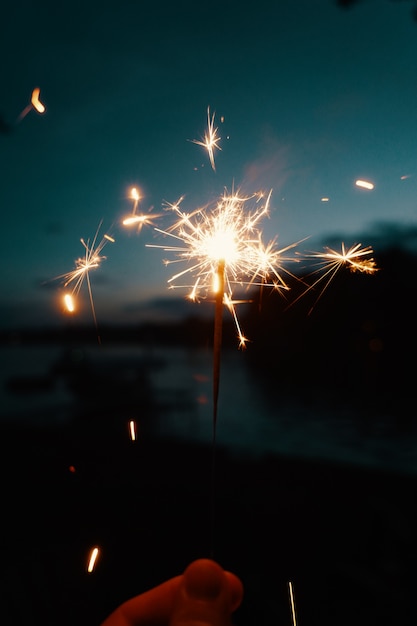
[169,559,243,626]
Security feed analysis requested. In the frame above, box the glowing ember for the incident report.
[63,293,75,313]
[128,420,137,441]
[31,87,46,114]
[190,106,222,171]
[355,179,374,190]
[16,87,46,122]
[131,187,140,202]
[87,547,100,573]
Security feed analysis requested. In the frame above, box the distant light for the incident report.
[355,179,374,190]
[87,547,100,573]
[321,197,330,202]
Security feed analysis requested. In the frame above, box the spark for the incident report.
[295,242,378,312]
[355,179,374,190]
[288,581,297,626]
[16,87,46,123]
[128,420,137,441]
[122,186,161,232]
[122,214,159,229]
[148,188,296,346]
[190,106,221,171]
[147,187,299,435]
[87,547,100,573]
[54,222,114,336]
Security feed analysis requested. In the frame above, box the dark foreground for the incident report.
[1,420,417,626]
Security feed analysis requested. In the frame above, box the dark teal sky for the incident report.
[1,0,417,329]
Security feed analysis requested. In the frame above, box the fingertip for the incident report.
[183,559,225,600]
[225,571,244,612]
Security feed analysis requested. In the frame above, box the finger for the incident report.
[169,559,243,626]
[101,575,183,626]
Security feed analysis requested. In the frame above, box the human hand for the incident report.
[101,558,244,626]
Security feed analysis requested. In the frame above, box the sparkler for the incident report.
[294,242,378,313]
[190,106,221,171]
[55,222,114,340]
[147,188,299,435]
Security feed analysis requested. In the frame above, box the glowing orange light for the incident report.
[31,87,46,114]
[63,293,75,312]
[16,87,46,123]
[355,179,374,190]
[131,187,140,202]
[87,547,100,573]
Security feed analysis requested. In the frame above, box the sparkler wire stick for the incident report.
[212,259,225,440]
[210,259,225,557]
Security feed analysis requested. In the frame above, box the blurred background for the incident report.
[1,1,417,624]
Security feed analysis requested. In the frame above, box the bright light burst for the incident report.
[122,186,161,232]
[56,222,114,330]
[190,106,221,171]
[147,188,298,347]
[297,242,378,311]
